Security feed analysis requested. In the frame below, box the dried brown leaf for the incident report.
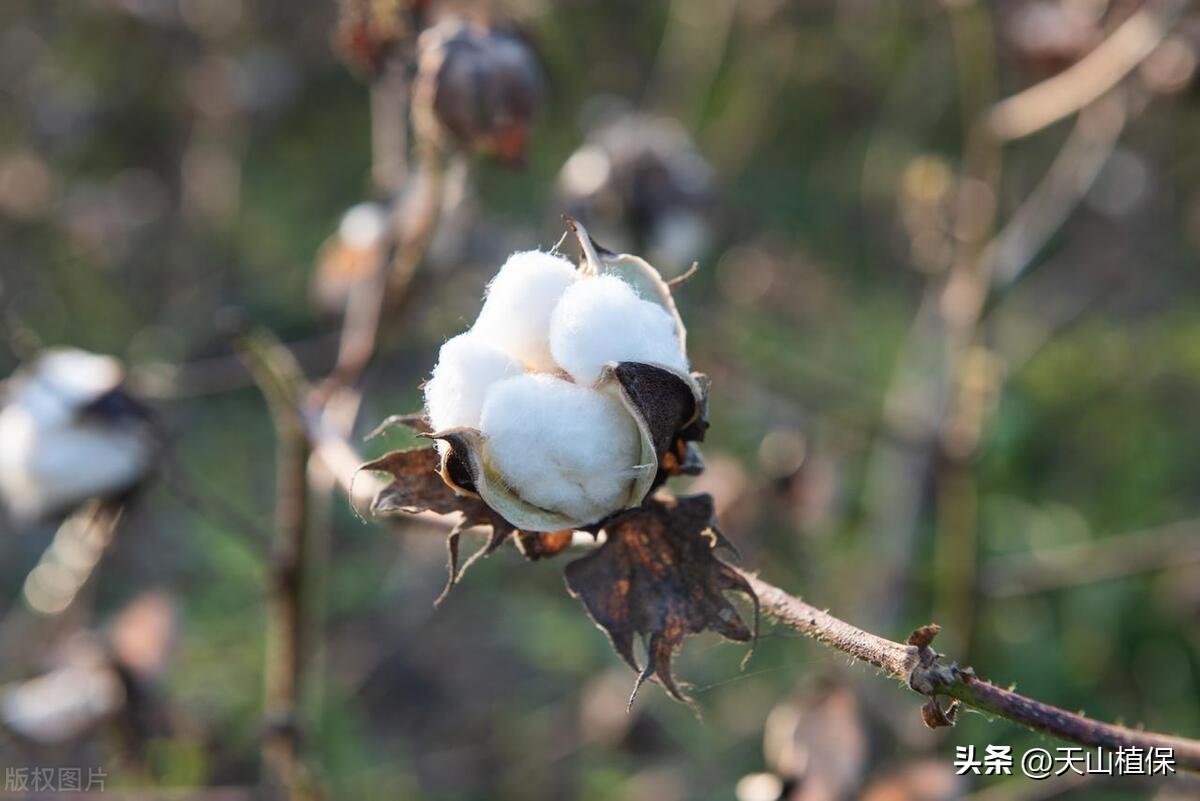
[564,492,757,705]
[920,697,959,729]
[365,412,431,440]
[360,446,515,604]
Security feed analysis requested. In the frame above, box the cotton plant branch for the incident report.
[235,332,315,801]
[236,326,456,529]
[231,338,1200,770]
[740,571,1200,773]
[985,0,1185,141]
[982,516,1200,598]
[865,0,1181,654]
[985,93,1127,288]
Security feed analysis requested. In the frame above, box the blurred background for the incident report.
[1,0,1199,799]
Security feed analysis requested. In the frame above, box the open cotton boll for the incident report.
[471,250,578,371]
[0,349,154,522]
[424,333,524,432]
[480,374,640,525]
[549,274,688,385]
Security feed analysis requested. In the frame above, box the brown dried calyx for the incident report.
[565,492,757,705]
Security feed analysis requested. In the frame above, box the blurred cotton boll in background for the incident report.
[0,348,156,523]
[557,110,714,270]
[311,201,390,316]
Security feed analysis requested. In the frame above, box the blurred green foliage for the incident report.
[1,1,1199,799]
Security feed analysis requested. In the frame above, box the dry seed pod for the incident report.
[412,18,543,165]
[404,219,703,532]
[334,0,431,77]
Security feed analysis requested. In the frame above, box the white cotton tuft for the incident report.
[0,349,154,522]
[471,250,578,371]
[424,333,524,433]
[549,274,687,385]
[480,373,640,524]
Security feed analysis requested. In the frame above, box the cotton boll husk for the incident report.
[549,274,688,386]
[471,250,578,371]
[479,373,641,526]
[424,332,524,433]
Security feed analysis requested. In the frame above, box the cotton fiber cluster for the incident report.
[422,249,689,528]
[471,250,579,372]
[550,274,687,385]
[0,349,155,522]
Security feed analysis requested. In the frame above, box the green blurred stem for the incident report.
[236,332,313,800]
[741,571,1200,773]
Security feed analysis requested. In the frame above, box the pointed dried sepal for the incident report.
[564,217,687,350]
[601,361,703,499]
[359,445,516,603]
[564,493,758,704]
[365,412,432,440]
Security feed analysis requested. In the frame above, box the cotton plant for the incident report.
[365,220,754,703]
[418,221,700,532]
[0,348,156,523]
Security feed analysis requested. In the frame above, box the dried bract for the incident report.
[565,493,757,704]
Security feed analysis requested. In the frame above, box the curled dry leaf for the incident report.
[360,445,515,605]
[565,492,758,705]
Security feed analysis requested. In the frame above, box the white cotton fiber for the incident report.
[549,274,687,385]
[471,250,578,371]
[0,349,152,522]
[479,373,641,524]
[424,333,524,432]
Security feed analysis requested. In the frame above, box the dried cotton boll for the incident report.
[424,332,524,432]
[471,250,578,371]
[549,274,688,386]
[479,374,641,525]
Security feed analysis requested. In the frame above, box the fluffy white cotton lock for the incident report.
[549,274,688,385]
[479,374,641,524]
[424,332,524,432]
[0,349,155,522]
[471,250,578,371]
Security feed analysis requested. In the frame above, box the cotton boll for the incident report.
[471,250,578,371]
[480,374,640,524]
[424,333,524,432]
[549,274,688,385]
[0,349,154,522]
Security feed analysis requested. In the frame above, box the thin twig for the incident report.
[986,94,1127,287]
[253,375,1200,770]
[236,333,312,801]
[982,517,1200,598]
[986,0,1184,141]
[740,571,1200,772]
